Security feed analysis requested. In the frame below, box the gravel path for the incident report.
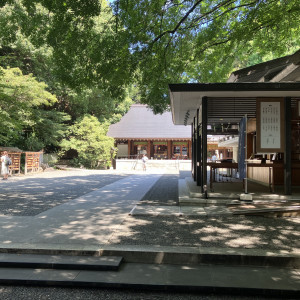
[108,171,300,252]
[0,285,280,300]
[108,215,300,251]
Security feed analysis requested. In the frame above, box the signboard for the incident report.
[256,98,284,153]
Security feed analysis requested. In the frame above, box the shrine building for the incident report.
[169,49,300,195]
[107,104,192,160]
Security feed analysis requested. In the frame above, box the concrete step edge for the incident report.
[0,270,298,298]
[232,206,300,214]
[0,244,299,268]
[99,245,300,268]
[0,253,123,271]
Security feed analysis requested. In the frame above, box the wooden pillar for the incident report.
[127,140,131,158]
[188,140,192,160]
[284,97,292,195]
[150,141,154,158]
[192,120,196,181]
[202,97,208,193]
[167,140,172,159]
[196,109,202,186]
[147,140,151,157]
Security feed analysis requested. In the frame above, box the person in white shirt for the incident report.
[142,154,148,171]
[1,151,9,180]
[211,153,217,162]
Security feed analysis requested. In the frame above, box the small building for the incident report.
[169,49,300,195]
[107,104,192,159]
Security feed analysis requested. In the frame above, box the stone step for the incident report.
[179,179,239,206]
[232,206,300,217]
[185,177,241,200]
[178,179,205,206]
[183,177,300,201]
[0,262,298,297]
[99,245,300,269]
[0,245,298,269]
[0,253,123,271]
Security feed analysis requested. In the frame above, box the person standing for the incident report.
[211,152,218,162]
[142,154,148,171]
[1,151,10,180]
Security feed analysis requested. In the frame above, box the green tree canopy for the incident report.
[0,0,133,153]
[111,0,300,112]
[0,66,69,150]
[60,114,115,168]
[0,0,133,98]
[1,0,299,114]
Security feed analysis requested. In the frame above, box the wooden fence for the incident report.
[9,152,21,175]
[24,152,41,174]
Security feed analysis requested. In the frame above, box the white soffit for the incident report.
[169,83,300,125]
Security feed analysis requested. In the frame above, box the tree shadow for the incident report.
[0,173,128,216]
[108,215,300,252]
[0,172,162,246]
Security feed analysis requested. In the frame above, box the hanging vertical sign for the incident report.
[260,102,281,148]
[256,98,284,153]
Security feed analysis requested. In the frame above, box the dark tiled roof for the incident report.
[0,147,23,152]
[107,104,191,139]
[227,49,300,83]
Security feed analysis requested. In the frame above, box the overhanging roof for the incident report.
[169,82,300,125]
[227,49,300,83]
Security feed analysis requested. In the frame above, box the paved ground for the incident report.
[0,168,299,252]
[114,170,300,252]
[0,170,164,249]
[0,170,128,216]
[0,168,299,298]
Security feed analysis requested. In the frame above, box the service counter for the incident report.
[247,160,300,191]
[207,162,238,191]
[207,160,300,193]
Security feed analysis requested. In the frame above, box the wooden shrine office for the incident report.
[169,50,300,195]
[169,83,300,195]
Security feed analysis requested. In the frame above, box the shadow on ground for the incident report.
[0,174,128,216]
[108,215,300,252]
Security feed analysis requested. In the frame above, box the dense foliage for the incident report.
[0,66,69,150]
[0,0,299,157]
[60,115,115,168]
[0,0,132,156]
[111,0,300,112]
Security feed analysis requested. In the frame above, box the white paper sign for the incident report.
[260,102,281,149]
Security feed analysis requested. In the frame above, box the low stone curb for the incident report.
[0,243,299,268]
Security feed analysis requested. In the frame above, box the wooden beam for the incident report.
[202,97,208,194]
[196,109,202,186]
[284,97,292,195]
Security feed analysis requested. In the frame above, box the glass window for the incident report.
[173,146,180,155]
[154,145,167,159]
